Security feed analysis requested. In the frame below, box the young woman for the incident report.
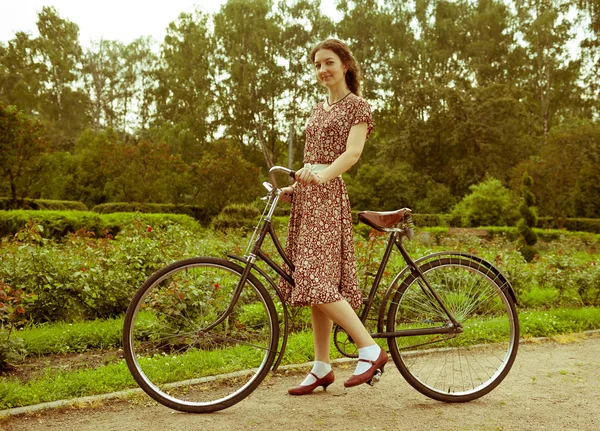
[277,39,387,395]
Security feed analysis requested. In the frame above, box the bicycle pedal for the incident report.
[368,370,382,386]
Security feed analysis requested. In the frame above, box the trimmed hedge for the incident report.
[412,213,456,227]
[537,217,600,234]
[91,202,215,226]
[0,210,201,239]
[350,210,600,234]
[0,198,87,211]
[424,225,600,244]
[212,204,260,232]
[351,211,456,227]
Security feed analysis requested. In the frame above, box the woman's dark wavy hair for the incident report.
[309,38,362,96]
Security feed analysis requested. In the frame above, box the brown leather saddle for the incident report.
[358,208,412,231]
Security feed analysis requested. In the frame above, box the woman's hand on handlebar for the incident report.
[294,166,319,186]
[280,186,294,203]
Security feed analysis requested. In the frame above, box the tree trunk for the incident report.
[9,172,17,208]
[542,58,550,143]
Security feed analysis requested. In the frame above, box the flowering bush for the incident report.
[0,219,598,327]
[0,220,228,323]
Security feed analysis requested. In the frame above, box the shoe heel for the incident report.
[379,363,386,374]
[322,382,332,391]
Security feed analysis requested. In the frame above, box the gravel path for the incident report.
[2,333,599,431]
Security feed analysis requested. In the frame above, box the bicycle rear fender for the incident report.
[227,253,290,372]
[377,252,519,334]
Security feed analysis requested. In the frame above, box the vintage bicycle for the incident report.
[123,166,519,413]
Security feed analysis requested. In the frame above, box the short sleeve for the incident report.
[352,98,374,140]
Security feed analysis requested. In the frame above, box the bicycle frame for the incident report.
[225,169,465,349]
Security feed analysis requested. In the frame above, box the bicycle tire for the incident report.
[123,257,279,413]
[386,256,519,402]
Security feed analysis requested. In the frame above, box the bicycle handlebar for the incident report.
[268,166,296,190]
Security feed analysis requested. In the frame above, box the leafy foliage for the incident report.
[0,221,202,322]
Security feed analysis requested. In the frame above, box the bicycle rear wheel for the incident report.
[123,257,279,413]
[386,256,519,402]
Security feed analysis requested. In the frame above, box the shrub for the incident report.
[0,198,87,211]
[451,178,519,227]
[517,172,539,262]
[92,202,215,226]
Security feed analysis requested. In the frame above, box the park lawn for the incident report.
[1,307,600,410]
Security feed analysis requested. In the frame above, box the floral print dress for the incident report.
[278,94,374,309]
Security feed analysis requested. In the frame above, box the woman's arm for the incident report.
[315,122,368,183]
[295,122,369,186]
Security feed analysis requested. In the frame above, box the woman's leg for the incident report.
[311,304,333,362]
[315,300,374,348]
[289,306,334,391]
[316,300,386,383]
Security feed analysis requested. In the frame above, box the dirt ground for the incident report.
[2,333,599,431]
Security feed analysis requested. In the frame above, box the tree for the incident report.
[119,37,157,133]
[188,140,262,215]
[345,162,421,211]
[35,6,89,150]
[514,0,587,142]
[275,0,333,166]
[0,105,47,206]
[463,0,517,87]
[577,0,600,116]
[82,39,124,130]
[213,0,286,167]
[153,11,215,160]
[0,32,40,113]
[522,120,600,224]
[525,122,599,227]
[103,140,187,204]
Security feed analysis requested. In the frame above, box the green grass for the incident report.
[519,308,600,337]
[1,307,600,410]
[13,318,124,356]
[10,306,600,359]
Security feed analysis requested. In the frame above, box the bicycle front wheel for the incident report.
[386,256,519,402]
[123,257,279,413]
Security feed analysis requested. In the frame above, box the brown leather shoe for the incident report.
[288,370,335,395]
[344,349,388,388]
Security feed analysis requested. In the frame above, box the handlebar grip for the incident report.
[289,171,296,179]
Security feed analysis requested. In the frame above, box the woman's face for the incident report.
[313,49,347,89]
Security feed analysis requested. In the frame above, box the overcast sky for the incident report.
[0,1,340,48]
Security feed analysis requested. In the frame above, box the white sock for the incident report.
[353,344,381,375]
[300,361,332,386]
